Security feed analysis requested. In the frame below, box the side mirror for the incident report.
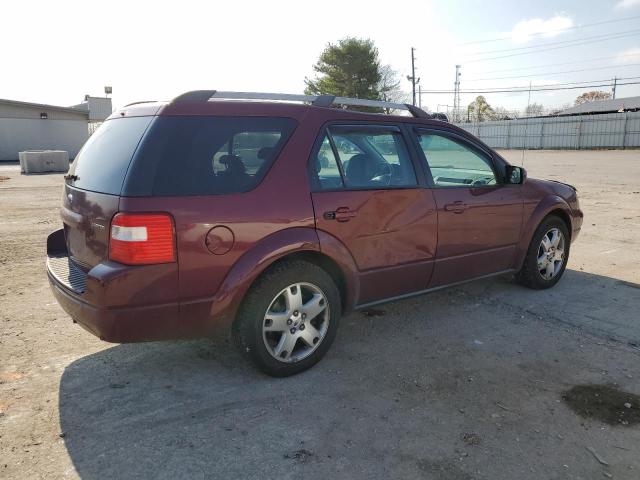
[506,165,526,184]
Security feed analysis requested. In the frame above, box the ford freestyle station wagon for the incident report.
[47,91,583,376]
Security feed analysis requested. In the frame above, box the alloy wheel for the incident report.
[537,228,566,280]
[262,282,330,363]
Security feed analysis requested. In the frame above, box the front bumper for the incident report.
[571,208,584,242]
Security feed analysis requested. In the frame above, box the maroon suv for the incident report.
[47,90,583,376]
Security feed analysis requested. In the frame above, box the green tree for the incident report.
[304,37,382,101]
[467,96,495,122]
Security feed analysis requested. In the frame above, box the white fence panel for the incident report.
[454,112,640,150]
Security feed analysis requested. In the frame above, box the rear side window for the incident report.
[68,117,153,194]
[124,116,296,196]
[311,126,417,190]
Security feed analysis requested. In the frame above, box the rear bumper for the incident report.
[47,272,180,343]
[46,228,186,343]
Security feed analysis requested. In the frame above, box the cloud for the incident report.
[616,0,640,9]
[507,15,573,43]
[615,47,640,63]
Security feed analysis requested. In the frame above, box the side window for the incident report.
[332,135,364,165]
[212,131,283,175]
[314,135,344,190]
[126,117,296,196]
[320,127,417,189]
[417,133,497,187]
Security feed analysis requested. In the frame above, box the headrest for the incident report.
[219,154,245,173]
[257,147,275,160]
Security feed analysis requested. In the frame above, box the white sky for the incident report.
[2,0,640,114]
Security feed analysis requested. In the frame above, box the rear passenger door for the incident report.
[310,124,438,305]
[412,129,523,286]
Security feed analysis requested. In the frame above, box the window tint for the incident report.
[417,133,497,187]
[123,116,296,196]
[314,135,344,190]
[332,135,363,164]
[68,117,153,194]
[313,127,417,190]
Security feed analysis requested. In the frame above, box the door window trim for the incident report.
[411,127,505,189]
[307,121,424,193]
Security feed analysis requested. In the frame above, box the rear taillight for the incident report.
[109,213,175,265]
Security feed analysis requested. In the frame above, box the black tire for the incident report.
[232,260,341,377]
[516,215,570,290]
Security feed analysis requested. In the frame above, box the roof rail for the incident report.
[123,100,158,107]
[170,90,434,119]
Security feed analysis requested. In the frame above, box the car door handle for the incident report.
[444,201,468,214]
[324,207,356,222]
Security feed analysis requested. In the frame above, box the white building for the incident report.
[0,96,112,161]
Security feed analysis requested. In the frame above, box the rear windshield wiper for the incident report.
[64,174,79,182]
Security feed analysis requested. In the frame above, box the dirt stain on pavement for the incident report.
[562,384,640,426]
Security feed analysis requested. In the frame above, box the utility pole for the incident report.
[407,47,420,106]
[454,65,461,122]
[418,85,422,108]
[612,77,617,99]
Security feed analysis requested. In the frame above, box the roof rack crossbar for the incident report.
[171,90,434,119]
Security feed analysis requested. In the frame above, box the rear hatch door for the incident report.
[62,116,153,268]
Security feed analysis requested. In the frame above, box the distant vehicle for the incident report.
[47,91,583,376]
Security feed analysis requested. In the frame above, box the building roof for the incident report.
[559,96,640,115]
[0,98,89,116]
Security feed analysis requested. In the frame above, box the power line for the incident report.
[464,29,640,61]
[465,28,640,57]
[418,80,640,94]
[449,76,640,93]
[422,75,640,92]
[466,63,640,82]
[457,15,640,46]
[473,52,640,75]
[466,30,640,63]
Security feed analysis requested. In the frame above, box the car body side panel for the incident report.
[184,228,323,336]
[314,230,360,311]
[429,185,523,286]
[312,188,438,304]
[513,180,577,271]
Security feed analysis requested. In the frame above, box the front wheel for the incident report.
[516,216,570,290]
[233,260,341,377]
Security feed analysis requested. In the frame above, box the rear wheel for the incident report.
[516,216,570,289]
[233,260,341,377]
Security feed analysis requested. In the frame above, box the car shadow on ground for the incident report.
[58,269,640,480]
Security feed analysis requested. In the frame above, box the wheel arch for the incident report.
[514,196,572,271]
[545,208,572,240]
[209,227,359,333]
[261,251,351,314]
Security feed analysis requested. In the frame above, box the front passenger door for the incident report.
[414,130,523,287]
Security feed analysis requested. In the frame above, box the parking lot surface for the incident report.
[1,150,639,479]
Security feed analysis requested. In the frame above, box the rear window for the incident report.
[123,116,297,196]
[67,117,153,194]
